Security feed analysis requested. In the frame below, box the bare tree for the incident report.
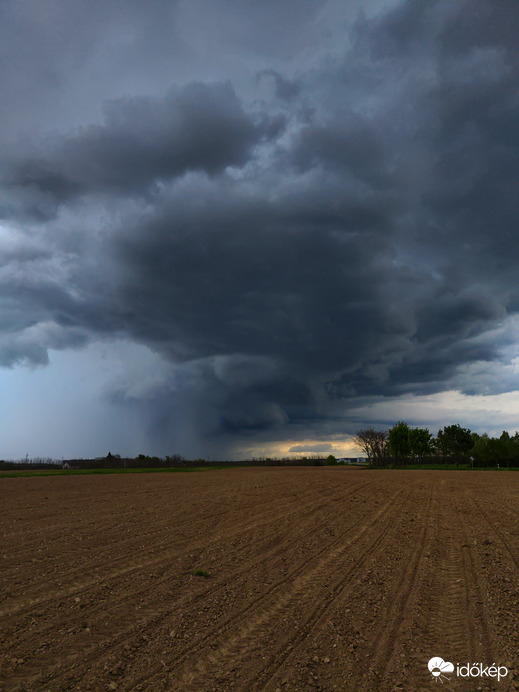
[354,428,388,467]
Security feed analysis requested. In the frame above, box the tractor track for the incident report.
[1,468,518,692]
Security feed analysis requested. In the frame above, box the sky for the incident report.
[1,0,519,460]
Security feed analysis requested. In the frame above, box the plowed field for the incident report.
[1,468,518,691]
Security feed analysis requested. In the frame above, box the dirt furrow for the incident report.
[1,477,378,690]
[172,489,411,691]
[471,496,519,571]
[399,483,502,690]
[361,486,435,687]
[248,489,419,692]
[117,488,395,691]
[2,469,518,692]
[453,492,495,663]
[1,477,372,623]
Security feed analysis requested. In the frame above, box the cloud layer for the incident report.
[1,0,519,455]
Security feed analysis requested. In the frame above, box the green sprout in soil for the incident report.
[192,569,211,578]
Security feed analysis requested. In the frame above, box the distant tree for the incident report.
[436,424,472,465]
[166,453,185,465]
[499,431,519,468]
[408,427,433,461]
[510,433,519,468]
[388,422,411,463]
[487,436,505,466]
[387,422,433,464]
[471,433,489,467]
[325,454,337,465]
[355,428,388,467]
[472,431,519,468]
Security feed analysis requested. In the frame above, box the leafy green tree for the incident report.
[511,433,519,468]
[498,431,519,468]
[388,422,433,464]
[325,454,338,465]
[436,424,472,465]
[408,427,433,460]
[487,436,505,466]
[471,431,519,468]
[388,422,411,462]
[471,433,490,467]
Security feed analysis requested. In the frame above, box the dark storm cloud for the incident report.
[2,0,519,449]
[292,116,388,184]
[257,70,301,102]
[2,82,283,211]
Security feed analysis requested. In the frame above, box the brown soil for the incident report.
[1,468,518,691]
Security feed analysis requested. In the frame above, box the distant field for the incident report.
[0,466,227,478]
[1,468,518,690]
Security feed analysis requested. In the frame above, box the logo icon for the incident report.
[428,657,454,683]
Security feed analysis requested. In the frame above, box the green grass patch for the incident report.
[399,463,472,470]
[372,464,519,471]
[0,466,233,478]
[192,569,211,579]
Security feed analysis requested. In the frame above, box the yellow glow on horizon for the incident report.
[234,436,361,460]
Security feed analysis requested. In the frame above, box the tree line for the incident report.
[355,422,519,468]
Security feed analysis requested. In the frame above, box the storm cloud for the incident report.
[1,0,519,457]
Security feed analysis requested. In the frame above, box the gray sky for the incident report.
[2,0,519,460]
